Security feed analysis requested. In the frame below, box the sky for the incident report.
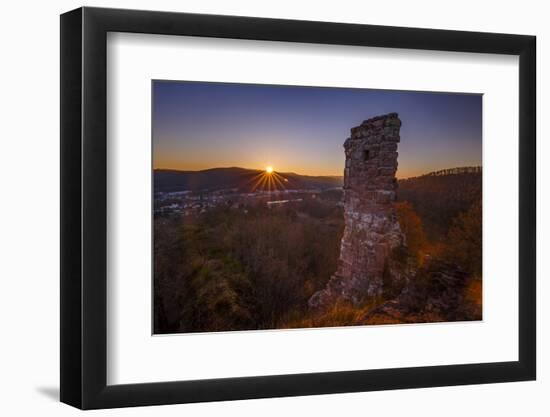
[152,81,482,178]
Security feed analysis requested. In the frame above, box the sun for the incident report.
[265,166,273,174]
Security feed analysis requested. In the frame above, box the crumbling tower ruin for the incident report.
[309,113,405,308]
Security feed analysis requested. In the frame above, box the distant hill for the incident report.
[403,166,481,179]
[397,167,482,240]
[155,166,481,240]
[154,167,343,193]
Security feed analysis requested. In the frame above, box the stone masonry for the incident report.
[309,113,405,308]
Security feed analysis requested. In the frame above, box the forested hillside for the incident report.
[154,167,482,333]
[397,167,482,240]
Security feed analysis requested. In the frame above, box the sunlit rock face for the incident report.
[309,113,406,308]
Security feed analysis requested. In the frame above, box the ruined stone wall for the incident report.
[309,113,405,308]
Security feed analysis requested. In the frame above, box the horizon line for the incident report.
[153,165,482,180]
[154,165,343,177]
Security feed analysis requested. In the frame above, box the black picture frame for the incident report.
[60,6,536,410]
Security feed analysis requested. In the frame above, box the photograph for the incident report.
[1,0,542,413]
[152,81,483,334]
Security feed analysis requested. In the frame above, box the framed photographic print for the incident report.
[60,6,536,409]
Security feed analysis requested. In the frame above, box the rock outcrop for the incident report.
[309,113,406,309]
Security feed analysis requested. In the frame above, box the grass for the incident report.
[281,298,384,329]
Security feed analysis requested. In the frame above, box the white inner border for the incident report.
[107,32,519,385]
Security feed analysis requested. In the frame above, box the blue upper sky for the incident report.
[153,81,482,178]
